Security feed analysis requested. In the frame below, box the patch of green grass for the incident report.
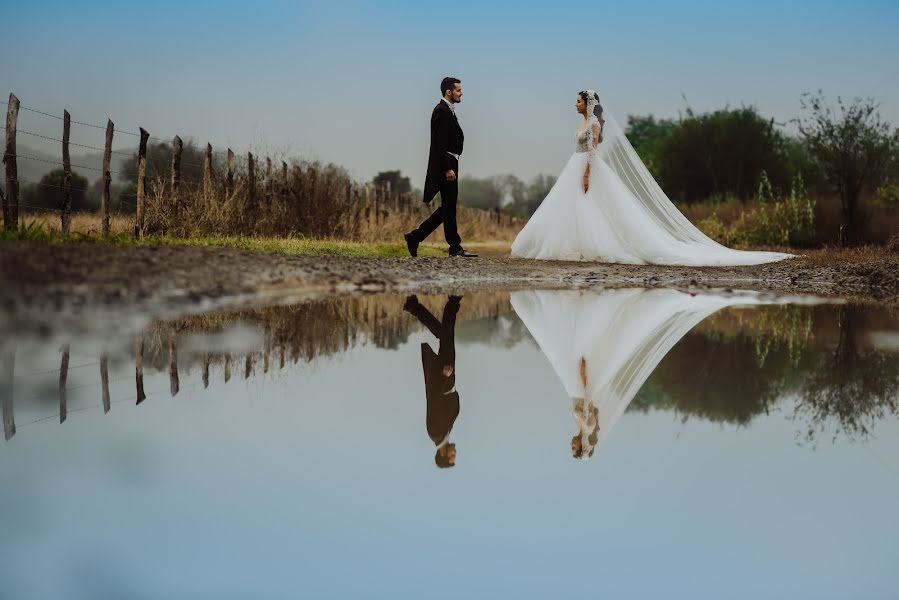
[0,222,452,257]
[158,235,448,257]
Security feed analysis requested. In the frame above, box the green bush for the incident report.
[696,174,816,248]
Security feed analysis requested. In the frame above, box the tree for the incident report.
[372,170,411,195]
[21,169,92,212]
[796,92,899,244]
[119,139,206,203]
[458,176,503,210]
[625,115,677,177]
[506,174,555,218]
[654,106,793,203]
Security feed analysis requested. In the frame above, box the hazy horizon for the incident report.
[3,0,898,185]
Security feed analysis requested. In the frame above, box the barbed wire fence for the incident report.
[2,92,519,240]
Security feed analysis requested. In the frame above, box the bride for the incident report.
[510,90,793,266]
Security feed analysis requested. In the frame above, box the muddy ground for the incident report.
[1,243,897,325]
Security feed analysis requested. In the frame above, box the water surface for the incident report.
[1,289,898,599]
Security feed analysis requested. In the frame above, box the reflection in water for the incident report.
[404,295,461,468]
[640,303,899,443]
[512,289,767,458]
[2,290,899,598]
[1,291,897,448]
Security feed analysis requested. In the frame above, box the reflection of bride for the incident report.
[511,288,763,459]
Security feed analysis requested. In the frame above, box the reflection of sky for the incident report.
[3,1,898,181]
[2,322,898,599]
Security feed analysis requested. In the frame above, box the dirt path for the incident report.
[1,243,897,324]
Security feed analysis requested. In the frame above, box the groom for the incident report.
[404,77,478,258]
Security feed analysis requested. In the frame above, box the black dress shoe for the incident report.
[450,249,478,257]
[403,232,419,257]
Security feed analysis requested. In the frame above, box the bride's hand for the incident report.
[582,171,590,193]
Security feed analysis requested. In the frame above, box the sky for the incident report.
[3,0,898,184]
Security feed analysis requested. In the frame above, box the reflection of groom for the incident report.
[404,295,461,468]
[404,77,477,258]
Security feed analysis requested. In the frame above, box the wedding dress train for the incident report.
[511,111,793,266]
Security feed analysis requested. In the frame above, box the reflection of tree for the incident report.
[795,306,899,442]
[634,304,899,442]
[455,314,535,349]
[634,333,794,426]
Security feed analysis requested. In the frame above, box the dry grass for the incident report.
[141,292,515,374]
[680,194,899,247]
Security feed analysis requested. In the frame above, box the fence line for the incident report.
[3,91,522,237]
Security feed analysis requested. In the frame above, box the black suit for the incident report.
[409,101,464,253]
[405,296,461,445]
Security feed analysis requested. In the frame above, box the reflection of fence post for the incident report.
[171,135,183,211]
[225,148,235,198]
[2,349,15,441]
[135,335,146,404]
[100,354,110,413]
[169,332,179,397]
[2,93,20,231]
[101,120,114,236]
[134,128,150,239]
[244,355,252,379]
[59,343,70,423]
[61,110,72,235]
[224,353,232,383]
[201,352,210,389]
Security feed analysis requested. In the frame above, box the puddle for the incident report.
[1,289,898,598]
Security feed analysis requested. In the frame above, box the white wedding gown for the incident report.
[511,288,769,455]
[511,116,793,266]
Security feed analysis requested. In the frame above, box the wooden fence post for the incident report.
[247,152,257,216]
[281,161,288,198]
[171,135,183,209]
[61,110,72,235]
[59,343,70,423]
[203,143,213,206]
[226,148,235,198]
[265,157,273,206]
[134,128,150,239]
[135,335,146,404]
[101,120,114,236]
[168,332,179,397]
[3,93,20,231]
[2,348,15,441]
[100,354,110,414]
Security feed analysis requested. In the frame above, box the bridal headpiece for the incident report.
[581,89,605,128]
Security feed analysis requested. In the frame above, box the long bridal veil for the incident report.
[597,107,793,264]
[511,289,770,457]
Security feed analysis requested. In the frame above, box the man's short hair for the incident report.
[441,77,461,96]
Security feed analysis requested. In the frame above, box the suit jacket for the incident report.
[421,343,460,445]
[406,296,461,445]
[423,100,464,203]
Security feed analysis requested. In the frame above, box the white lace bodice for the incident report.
[575,127,592,153]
